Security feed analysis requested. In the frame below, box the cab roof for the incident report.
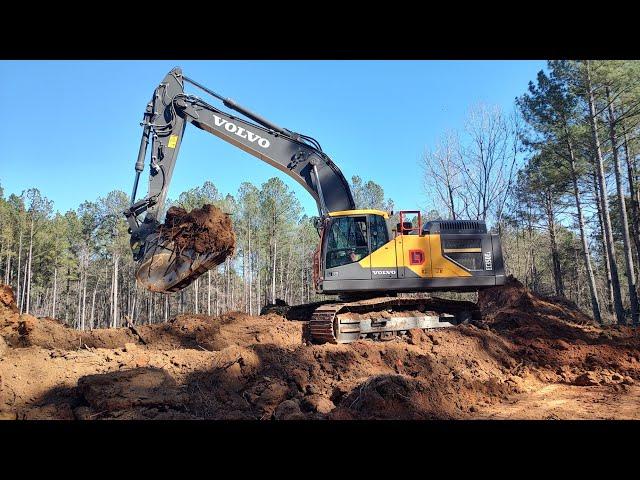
[328,209,390,219]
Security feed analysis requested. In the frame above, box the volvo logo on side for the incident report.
[372,270,396,275]
[212,114,271,148]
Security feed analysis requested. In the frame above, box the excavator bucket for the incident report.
[134,233,228,292]
[134,205,236,293]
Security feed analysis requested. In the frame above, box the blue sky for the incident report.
[0,60,546,216]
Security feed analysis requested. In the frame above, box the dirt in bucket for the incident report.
[160,204,236,256]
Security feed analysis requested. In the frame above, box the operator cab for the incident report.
[323,209,390,269]
[322,209,428,269]
[317,209,433,292]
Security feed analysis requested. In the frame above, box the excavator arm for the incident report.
[126,68,354,235]
[124,67,355,292]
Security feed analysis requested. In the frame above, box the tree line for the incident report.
[0,175,393,328]
[423,60,640,325]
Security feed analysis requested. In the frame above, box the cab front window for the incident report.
[326,216,369,268]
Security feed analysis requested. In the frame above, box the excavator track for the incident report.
[309,297,480,344]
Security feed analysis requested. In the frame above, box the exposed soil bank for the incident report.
[1,279,639,420]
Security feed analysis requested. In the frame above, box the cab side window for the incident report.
[369,215,389,252]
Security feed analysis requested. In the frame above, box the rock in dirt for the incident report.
[301,394,335,414]
[574,372,600,386]
[274,399,305,420]
[251,379,291,414]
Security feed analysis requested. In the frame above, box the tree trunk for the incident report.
[448,182,457,220]
[595,176,614,315]
[256,251,261,312]
[284,246,292,304]
[25,215,34,314]
[52,267,58,319]
[65,267,70,325]
[226,258,231,311]
[4,250,10,285]
[165,294,169,323]
[545,191,564,297]
[585,61,625,324]
[112,253,120,328]
[214,274,219,315]
[90,281,98,330]
[605,86,639,325]
[279,249,284,300]
[194,277,199,314]
[566,132,601,323]
[271,235,277,304]
[622,125,640,273]
[207,269,211,316]
[81,255,87,330]
[248,230,253,315]
[16,229,22,312]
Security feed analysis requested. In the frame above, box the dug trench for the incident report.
[1,278,639,420]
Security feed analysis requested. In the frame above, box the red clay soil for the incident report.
[0,285,17,313]
[161,204,235,256]
[1,279,639,420]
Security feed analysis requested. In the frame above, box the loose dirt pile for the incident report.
[161,204,235,257]
[1,278,639,420]
[135,204,236,292]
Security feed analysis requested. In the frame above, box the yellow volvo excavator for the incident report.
[124,68,505,343]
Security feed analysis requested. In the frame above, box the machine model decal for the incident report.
[484,252,493,270]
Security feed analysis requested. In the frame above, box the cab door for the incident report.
[323,215,371,281]
[368,214,399,279]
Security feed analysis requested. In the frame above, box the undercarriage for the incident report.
[260,296,480,344]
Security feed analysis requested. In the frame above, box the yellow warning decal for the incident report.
[167,135,178,148]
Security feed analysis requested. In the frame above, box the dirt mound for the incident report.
[332,375,458,419]
[479,275,595,338]
[0,293,303,354]
[477,276,640,386]
[0,285,17,313]
[161,204,235,256]
[0,285,19,345]
[2,278,640,420]
[78,367,189,413]
[14,315,138,350]
[135,312,303,351]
